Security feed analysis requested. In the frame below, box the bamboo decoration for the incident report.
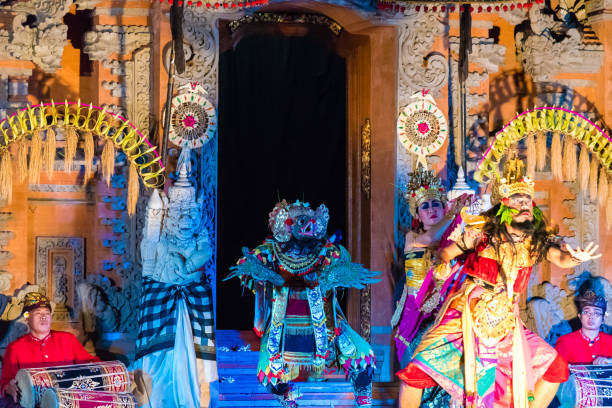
[598,167,608,208]
[578,148,590,194]
[101,138,115,187]
[16,139,27,183]
[127,161,139,216]
[28,130,43,185]
[536,131,547,171]
[526,132,536,177]
[562,138,576,182]
[551,132,562,180]
[83,131,94,183]
[475,106,612,229]
[44,128,56,179]
[64,127,78,173]
[0,150,12,203]
[589,157,599,202]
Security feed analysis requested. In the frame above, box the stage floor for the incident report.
[216,330,399,407]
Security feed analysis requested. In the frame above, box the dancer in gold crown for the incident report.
[397,155,601,408]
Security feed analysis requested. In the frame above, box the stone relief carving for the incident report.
[29,184,88,193]
[83,25,150,61]
[125,46,151,136]
[396,12,448,108]
[562,182,599,275]
[448,38,505,174]
[53,255,68,305]
[515,2,604,83]
[0,0,72,73]
[172,8,220,100]
[102,80,126,98]
[0,212,13,292]
[35,237,84,321]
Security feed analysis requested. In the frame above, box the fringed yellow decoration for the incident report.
[536,132,547,171]
[44,128,56,179]
[590,158,599,202]
[16,139,28,183]
[598,167,608,208]
[28,130,43,185]
[551,132,562,180]
[127,162,139,216]
[578,147,590,194]
[64,127,78,173]
[101,138,115,187]
[562,139,576,182]
[83,131,94,182]
[526,132,536,177]
[0,150,12,204]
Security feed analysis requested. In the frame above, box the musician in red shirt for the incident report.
[0,292,99,404]
[555,290,612,365]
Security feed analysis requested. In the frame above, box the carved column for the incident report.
[395,12,449,235]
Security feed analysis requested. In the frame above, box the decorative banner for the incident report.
[397,90,448,168]
[169,82,217,149]
[378,0,543,13]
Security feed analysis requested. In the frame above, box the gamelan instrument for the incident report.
[40,389,136,408]
[555,364,612,407]
[16,361,130,408]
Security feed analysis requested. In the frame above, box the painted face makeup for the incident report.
[417,199,444,228]
[508,193,533,222]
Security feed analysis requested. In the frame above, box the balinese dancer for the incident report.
[226,200,380,408]
[391,168,471,407]
[393,167,472,366]
[397,156,601,408]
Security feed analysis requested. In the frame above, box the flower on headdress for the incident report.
[502,197,509,205]
[285,219,293,226]
[423,185,429,190]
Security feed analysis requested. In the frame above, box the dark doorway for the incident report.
[217,33,347,330]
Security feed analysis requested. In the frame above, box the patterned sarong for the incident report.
[136,278,215,360]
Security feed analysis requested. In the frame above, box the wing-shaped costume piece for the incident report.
[319,245,380,293]
[225,246,285,287]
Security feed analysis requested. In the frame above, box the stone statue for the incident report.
[133,147,217,408]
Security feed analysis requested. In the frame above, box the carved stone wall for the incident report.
[81,20,153,336]
[167,8,219,100]
[393,11,449,240]
[515,3,604,84]
[0,0,72,73]
[35,237,84,321]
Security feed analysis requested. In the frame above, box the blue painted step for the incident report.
[216,331,398,408]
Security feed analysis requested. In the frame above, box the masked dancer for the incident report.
[226,200,379,408]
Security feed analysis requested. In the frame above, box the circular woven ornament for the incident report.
[169,84,217,149]
[397,92,448,167]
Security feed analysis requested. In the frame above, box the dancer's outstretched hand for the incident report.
[564,242,602,263]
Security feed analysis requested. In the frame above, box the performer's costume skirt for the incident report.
[398,281,568,408]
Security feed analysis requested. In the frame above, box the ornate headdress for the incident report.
[22,292,52,313]
[405,167,447,218]
[498,155,535,200]
[268,200,329,242]
[576,290,607,313]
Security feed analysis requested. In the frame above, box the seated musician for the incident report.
[0,292,100,404]
[555,289,612,365]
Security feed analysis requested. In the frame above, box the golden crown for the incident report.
[405,167,447,217]
[498,156,535,199]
